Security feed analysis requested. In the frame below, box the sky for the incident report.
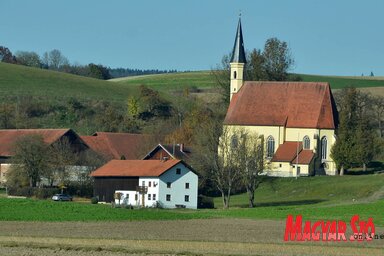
[1,0,383,76]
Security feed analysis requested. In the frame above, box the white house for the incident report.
[91,159,198,209]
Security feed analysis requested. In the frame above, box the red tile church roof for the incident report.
[224,82,338,129]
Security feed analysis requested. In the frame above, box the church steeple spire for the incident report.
[230,17,246,101]
[230,17,246,64]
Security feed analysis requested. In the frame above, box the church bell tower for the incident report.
[230,17,246,101]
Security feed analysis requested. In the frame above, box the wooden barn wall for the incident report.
[94,177,139,202]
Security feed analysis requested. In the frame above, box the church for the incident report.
[224,19,339,176]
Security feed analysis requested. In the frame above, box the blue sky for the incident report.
[1,0,383,75]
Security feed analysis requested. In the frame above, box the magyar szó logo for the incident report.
[284,215,377,242]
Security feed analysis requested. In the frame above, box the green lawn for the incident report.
[1,175,383,225]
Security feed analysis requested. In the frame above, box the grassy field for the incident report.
[299,74,384,89]
[110,71,216,92]
[1,175,384,255]
[2,62,384,105]
[0,62,138,103]
[1,175,383,225]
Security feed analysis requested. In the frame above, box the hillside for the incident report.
[1,63,384,103]
[0,62,138,103]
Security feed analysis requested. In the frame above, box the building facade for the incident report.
[91,159,198,208]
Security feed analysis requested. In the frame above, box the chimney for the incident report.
[180,143,184,152]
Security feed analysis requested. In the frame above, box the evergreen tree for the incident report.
[331,87,359,174]
[331,87,378,174]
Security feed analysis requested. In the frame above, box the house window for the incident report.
[167,182,171,188]
[279,164,282,168]
[321,136,327,160]
[166,194,171,201]
[153,194,156,200]
[185,195,190,202]
[148,194,151,200]
[176,168,181,175]
[266,136,275,158]
[303,136,310,149]
[231,134,238,148]
[148,181,151,187]
[142,181,145,186]
[135,194,138,201]
[185,183,189,189]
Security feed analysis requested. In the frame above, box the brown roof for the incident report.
[0,129,72,157]
[272,142,303,162]
[81,132,150,160]
[292,150,315,165]
[90,159,182,177]
[224,82,338,129]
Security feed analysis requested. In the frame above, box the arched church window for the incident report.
[234,71,237,79]
[266,136,275,158]
[321,136,327,160]
[303,136,310,149]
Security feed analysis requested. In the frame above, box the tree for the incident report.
[127,96,140,118]
[48,137,77,186]
[331,87,378,174]
[11,135,50,187]
[245,49,266,81]
[331,87,359,174]
[0,46,17,63]
[87,63,111,80]
[15,51,41,67]
[262,38,294,81]
[372,95,384,138]
[237,130,265,207]
[42,49,69,70]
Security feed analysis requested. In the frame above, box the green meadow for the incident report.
[1,62,384,106]
[1,175,383,225]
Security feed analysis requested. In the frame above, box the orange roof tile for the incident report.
[271,142,303,162]
[224,82,338,129]
[81,132,150,160]
[292,150,315,165]
[90,159,181,177]
[0,129,72,157]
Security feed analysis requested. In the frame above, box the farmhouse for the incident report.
[91,159,198,208]
[225,19,339,176]
[80,132,152,160]
[0,129,89,185]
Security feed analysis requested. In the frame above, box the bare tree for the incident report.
[43,49,69,70]
[11,135,50,187]
[237,130,265,208]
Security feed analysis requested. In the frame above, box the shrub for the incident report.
[198,195,214,209]
[90,197,99,204]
